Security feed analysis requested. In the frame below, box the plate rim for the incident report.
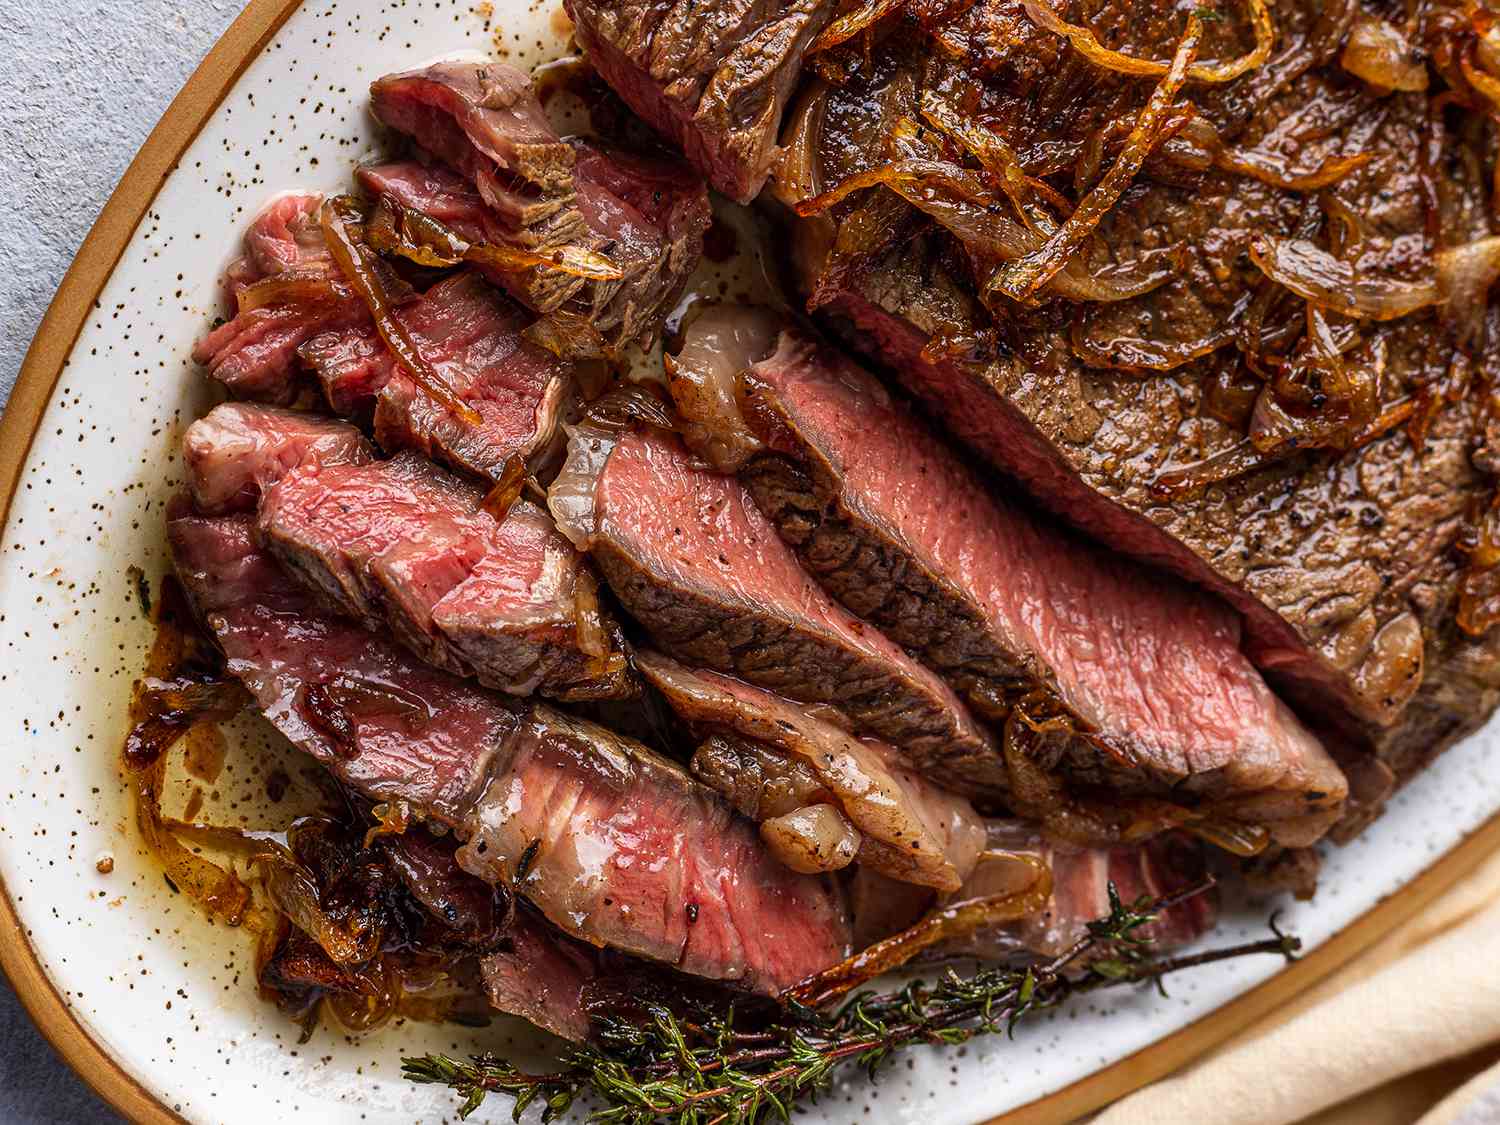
[2,3,1497,1122]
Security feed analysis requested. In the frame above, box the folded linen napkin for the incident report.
[1093,846,1500,1125]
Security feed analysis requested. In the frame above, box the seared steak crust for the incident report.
[565,0,838,203]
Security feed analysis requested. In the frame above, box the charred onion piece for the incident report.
[784,855,1052,1009]
[319,196,483,425]
[1021,0,1270,84]
[990,14,1201,304]
[256,847,386,966]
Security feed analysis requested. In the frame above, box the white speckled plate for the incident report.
[4,2,1500,1123]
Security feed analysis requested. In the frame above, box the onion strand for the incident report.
[989,14,1202,304]
[1021,0,1272,84]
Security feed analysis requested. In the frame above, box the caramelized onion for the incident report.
[235,272,345,315]
[1149,439,1279,499]
[1186,820,1271,856]
[919,89,1038,226]
[367,194,622,281]
[783,854,1053,1008]
[800,159,1171,302]
[1248,234,1440,320]
[760,804,862,874]
[584,384,678,432]
[1461,48,1500,112]
[135,764,254,926]
[479,454,528,522]
[1461,496,1500,636]
[1252,233,1500,328]
[1437,236,1500,346]
[571,566,618,677]
[1215,147,1373,192]
[1072,317,1233,372]
[1342,16,1430,92]
[363,800,412,849]
[1021,0,1271,84]
[809,0,905,53]
[319,196,482,425]
[990,15,1201,304]
[524,308,607,360]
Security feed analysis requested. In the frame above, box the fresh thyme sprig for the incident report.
[404,879,1298,1124]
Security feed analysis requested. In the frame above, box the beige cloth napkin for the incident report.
[1092,847,1500,1125]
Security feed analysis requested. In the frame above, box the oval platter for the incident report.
[5,2,1500,1122]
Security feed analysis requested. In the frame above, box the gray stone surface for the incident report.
[0,2,240,1120]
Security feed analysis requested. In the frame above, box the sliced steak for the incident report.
[637,651,987,891]
[301,271,571,484]
[194,193,368,403]
[169,512,513,819]
[786,30,1497,769]
[850,824,1216,959]
[564,0,838,203]
[430,501,632,701]
[168,511,850,993]
[455,704,849,991]
[298,324,394,417]
[368,62,710,351]
[182,403,372,515]
[550,423,1006,796]
[369,272,571,482]
[480,910,602,1041]
[258,451,489,641]
[957,824,1217,960]
[254,450,631,699]
[668,307,1344,849]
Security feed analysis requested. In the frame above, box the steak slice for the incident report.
[480,910,602,1041]
[550,423,1006,796]
[849,823,1216,959]
[564,0,838,203]
[952,825,1217,959]
[258,451,488,638]
[253,450,632,699]
[169,512,513,819]
[369,272,571,482]
[301,271,571,484]
[193,193,368,403]
[367,62,710,351]
[637,651,987,891]
[430,501,631,701]
[455,704,850,991]
[182,403,372,515]
[169,511,850,993]
[667,308,1344,849]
